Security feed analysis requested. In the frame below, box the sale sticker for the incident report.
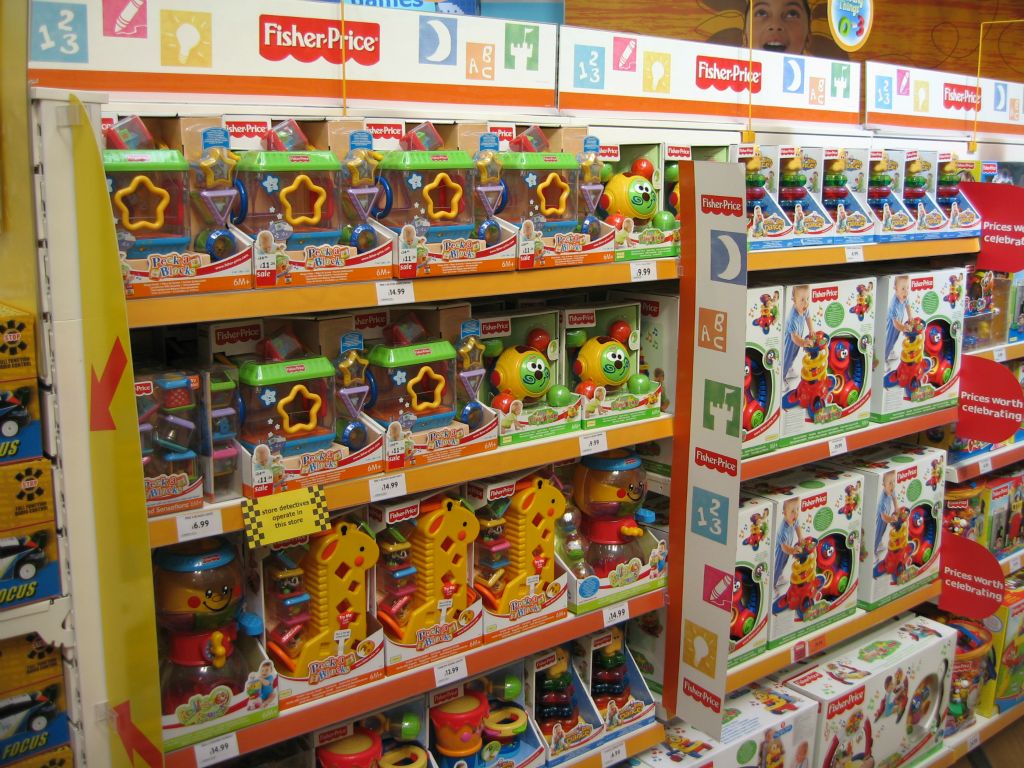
[938,535,1005,618]
[240,485,331,548]
[434,656,468,687]
[956,356,1024,443]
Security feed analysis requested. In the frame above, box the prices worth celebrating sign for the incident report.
[956,355,1024,444]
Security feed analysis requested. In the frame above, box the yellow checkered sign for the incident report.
[242,485,330,548]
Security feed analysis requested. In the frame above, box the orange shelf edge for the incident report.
[748,238,979,271]
[162,589,667,768]
[946,440,1024,483]
[742,407,957,480]
[972,342,1024,363]
[922,704,1024,767]
[726,580,942,691]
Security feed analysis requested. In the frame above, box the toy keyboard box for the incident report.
[827,444,945,611]
[867,150,918,242]
[777,276,875,448]
[626,608,667,695]
[369,489,484,675]
[870,267,965,423]
[979,571,1024,716]
[465,471,568,641]
[0,633,70,766]
[251,511,386,711]
[525,646,605,766]
[730,494,772,666]
[779,614,956,768]
[0,458,60,613]
[746,469,862,648]
[634,682,817,768]
[607,290,678,418]
[427,662,546,768]
[312,696,436,768]
[0,305,36,380]
[560,304,662,431]
[824,147,875,246]
[742,284,784,458]
[473,309,583,446]
[571,625,656,737]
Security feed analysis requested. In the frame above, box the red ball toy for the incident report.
[608,320,632,346]
[526,328,552,354]
[630,157,655,180]
[605,213,626,230]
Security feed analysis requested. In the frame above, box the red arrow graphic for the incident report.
[111,700,163,768]
[90,338,128,432]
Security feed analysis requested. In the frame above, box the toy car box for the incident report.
[571,624,656,736]
[0,458,60,612]
[369,488,484,675]
[0,305,36,380]
[979,571,1024,716]
[827,444,945,610]
[607,290,679,417]
[780,614,956,768]
[777,276,875,447]
[823,148,875,246]
[742,284,784,458]
[633,682,817,768]
[312,696,436,768]
[560,303,662,431]
[867,150,917,242]
[0,633,70,766]
[746,469,862,648]
[525,646,605,766]
[871,267,965,422]
[730,494,772,665]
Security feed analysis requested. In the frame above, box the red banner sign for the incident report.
[963,182,1024,272]
[938,535,1005,618]
[956,355,1024,444]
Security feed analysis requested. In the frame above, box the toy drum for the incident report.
[482,706,529,754]
[378,745,429,768]
[317,728,383,768]
[430,690,490,768]
[943,618,993,736]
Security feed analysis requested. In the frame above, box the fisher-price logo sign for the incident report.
[827,687,866,719]
[700,194,744,217]
[897,466,919,483]
[943,83,981,111]
[910,277,934,291]
[259,15,381,66]
[696,56,762,93]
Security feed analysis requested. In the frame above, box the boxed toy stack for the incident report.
[780,614,956,767]
[0,458,60,612]
[822,147,874,246]
[871,267,965,422]
[747,469,862,648]
[866,150,917,242]
[743,284,784,458]
[526,645,605,765]
[0,633,71,766]
[827,444,945,610]
[572,624,656,735]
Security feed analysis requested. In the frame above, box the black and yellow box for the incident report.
[0,458,59,612]
[0,633,70,765]
[0,305,36,380]
[0,377,42,466]
[7,744,73,768]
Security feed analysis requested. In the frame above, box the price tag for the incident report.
[1009,554,1023,574]
[579,431,608,456]
[369,473,407,502]
[376,280,415,306]
[195,733,240,767]
[967,731,981,751]
[828,436,848,456]
[994,347,1008,363]
[601,741,627,767]
[979,457,994,475]
[845,246,865,263]
[434,656,468,687]
[603,602,630,627]
[176,508,223,542]
[630,260,658,283]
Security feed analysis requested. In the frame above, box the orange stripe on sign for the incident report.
[559,91,861,124]
[866,111,1024,136]
[27,68,556,108]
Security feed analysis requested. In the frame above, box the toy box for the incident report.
[735,144,834,250]
[742,284,783,458]
[916,422,991,464]
[963,266,1010,353]
[6,745,75,768]
[254,510,386,711]
[980,571,1024,716]
[780,615,956,768]
[992,466,1024,553]
[0,305,36,380]
[135,369,204,514]
[427,663,546,768]
[466,471,568,641]
[871,267,965,422]
[892,150,950,240]
[526,646,605,765]
[607,290,679,416]
[866,150,917,242]
[561,304,662,431]
[153,537,278,751]
[0,633,70,766]
[572,624,656,736]
[827,444,945,610]
[778,277,875,447]
[822,148,875,246]
[731,494,772,665]
[942,482,989,544]
[369,489,484,674]
[313,696,435,768]
[0,375,40,467]
[634,682,817,768]
[635,437,672,495]
[0,458,60,612]
[474,309,582,446]
[557,450,668,614]
[747,469,862,648]
[597,144,678,261]
[626,608,667,695]
[922,613,991,737]
[931,152,982,238]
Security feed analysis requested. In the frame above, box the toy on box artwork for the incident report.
[487,328,572,416]
[0,632,71,766]
[936,616,994,736]
[317,705,430,768]
[599,158,677,250]
[137,371,204,514]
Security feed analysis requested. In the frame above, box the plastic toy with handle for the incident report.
[782,331,831,419]
[771,538,823,622]
[566,319,652,400]
[318,712,429,768]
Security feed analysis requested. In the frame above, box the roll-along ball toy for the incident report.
[599,158,659,224]
[828,337,862,408]
[568,319,650,399]
[490,345,553,411]
[924,322,954,386]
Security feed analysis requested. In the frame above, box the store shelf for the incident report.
[945,441,1024,483]
[163,588,667,768]
[726,580,941,691]
[560,722,666,768]
[742,407,957,480]
[747,238,979,271]
[125,258,681,328]
[919,705,1024,767]
[149,415,674,548]
[1000,551,1024,576]
[971,342,1024,363]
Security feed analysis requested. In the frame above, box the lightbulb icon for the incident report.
[175,22,200,64]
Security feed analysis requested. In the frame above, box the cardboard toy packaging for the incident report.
[731,494,772,665]
[871,267,965,422]
[0,305,36,380]
[823,147,875,246]
[979,571,1024,716]
[742,284,784,458]
[571,624,656,737]
[777,276,875,447]
[942,481,990,545]
[0,458,60,612]
[0,307,41,466]
[935,153,982,238]
[633,682,817,768]
[607,290,679,417]
[312,696,436,768]
[867,150,917,242]
[746,469,862,648]
[0,633,70,766]
[827,444,945,611]
[780,614,956,768]
[986,473,1022,560]
[626,608,667,695]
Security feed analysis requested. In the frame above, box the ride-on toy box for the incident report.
[743,284,784,458]
[731,494,772,666]
[778,276,875,447]
[780,615,956,768]
[525,646,605,766]
[747,469,862,648]
[0,633,70,766]
[0,458,59,613]
[827,444,945,611]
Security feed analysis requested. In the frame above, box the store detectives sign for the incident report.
[938,535,1004,619]
[956,356,1024,444]
[965,182,1024,272]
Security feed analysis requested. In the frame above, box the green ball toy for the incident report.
[547,385,576,408]
[628,374,652,396]
[652,210,677,232]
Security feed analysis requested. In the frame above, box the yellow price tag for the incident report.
[241,485,331,548]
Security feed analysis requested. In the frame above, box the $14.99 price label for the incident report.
[369,473,407,502]
[195,733,239,767]
[376,280,415,306]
